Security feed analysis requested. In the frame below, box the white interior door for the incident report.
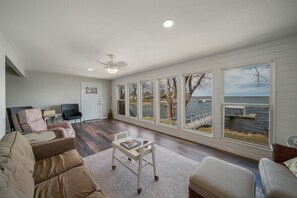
[82,83,102,121]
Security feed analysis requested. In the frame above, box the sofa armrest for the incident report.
[271,143,297,163]
[32,137,76,161]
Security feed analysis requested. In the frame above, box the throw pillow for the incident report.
[283,157,297,177]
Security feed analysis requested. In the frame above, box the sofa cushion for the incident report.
[259,158,297,198]
[0,132,35,198]
[0,131,35,172]
[34,166,100,198]
[34,149,84,184]
[86,190,109,198]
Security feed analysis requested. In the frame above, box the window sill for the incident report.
[140,118,154,124]
[157,123,178,130]
[221,137,271,151]
[183,128,213,138]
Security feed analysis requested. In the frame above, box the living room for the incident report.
[1,1,297,198]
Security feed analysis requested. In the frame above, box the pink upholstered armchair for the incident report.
[14,108,75,138]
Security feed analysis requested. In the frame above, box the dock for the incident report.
[225,105,256,119]
[185,112,212,130]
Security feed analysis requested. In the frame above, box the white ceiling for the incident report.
[1,1,297,80]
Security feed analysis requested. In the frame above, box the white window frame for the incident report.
[221,61,274,149]
[127,82,138,119]
[181,71,214,137]
[116,84,126,117]
[157,76,178,129]
[140,80,155,124]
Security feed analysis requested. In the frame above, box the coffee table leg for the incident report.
[137,150,143,194]
[152,143,159,181]
[112,147,116,170]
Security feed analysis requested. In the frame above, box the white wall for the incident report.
[0,42,5,138]
[112,34,297,160]
[6,69,111,131]
[0,31,25,138]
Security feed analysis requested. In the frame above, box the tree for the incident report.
[129,84,137,102]
[160,64,269,123]
[160,78,177,123]
[142,81,153,99]
[248,64,270,87]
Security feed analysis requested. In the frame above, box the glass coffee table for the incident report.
[111,131,159,194]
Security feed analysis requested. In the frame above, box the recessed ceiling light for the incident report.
[163,19,174,28]
[88,68,93,71]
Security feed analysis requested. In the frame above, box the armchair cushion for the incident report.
[21,119,47,133]
[11,113,23,132]
[6,106,33,131]
[18,108,43,125]
[18,108,47,132]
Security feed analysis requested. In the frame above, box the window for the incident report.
[141,80,154,121]
[184,73,213,134]
[159,77,177,126]
[117,85,125,115]
[128,83,137,118]
[223,63,271,146]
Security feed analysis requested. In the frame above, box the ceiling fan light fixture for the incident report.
[163,19,174,28]
[106,68,119,74]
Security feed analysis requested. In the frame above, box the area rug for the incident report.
[84,146,264,198]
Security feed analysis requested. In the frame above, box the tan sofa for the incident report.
[0,131,108,198]
[259,144,297,198]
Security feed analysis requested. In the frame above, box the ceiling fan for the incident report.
[94,54,127,74]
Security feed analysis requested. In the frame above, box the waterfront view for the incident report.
[126,63,270,146]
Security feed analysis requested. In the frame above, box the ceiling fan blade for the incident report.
[92,65,108,69]
[96,61,108,66]
[116,61,127,68]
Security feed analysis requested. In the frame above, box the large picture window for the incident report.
[117,85,125,115]
[159,77,177,126]
[223,63,271,146]
[184,73,213,134]
[128,83,137,118]
[141,80,154,121]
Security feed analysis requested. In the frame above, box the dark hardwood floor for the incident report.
[73,119,262,188]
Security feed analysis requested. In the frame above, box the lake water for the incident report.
[131,96,269,134]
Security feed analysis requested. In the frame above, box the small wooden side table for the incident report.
[43,114,62,124]
[23,131,56,144]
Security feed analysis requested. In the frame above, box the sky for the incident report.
[224,64,270,96]
[193,64,270,97]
